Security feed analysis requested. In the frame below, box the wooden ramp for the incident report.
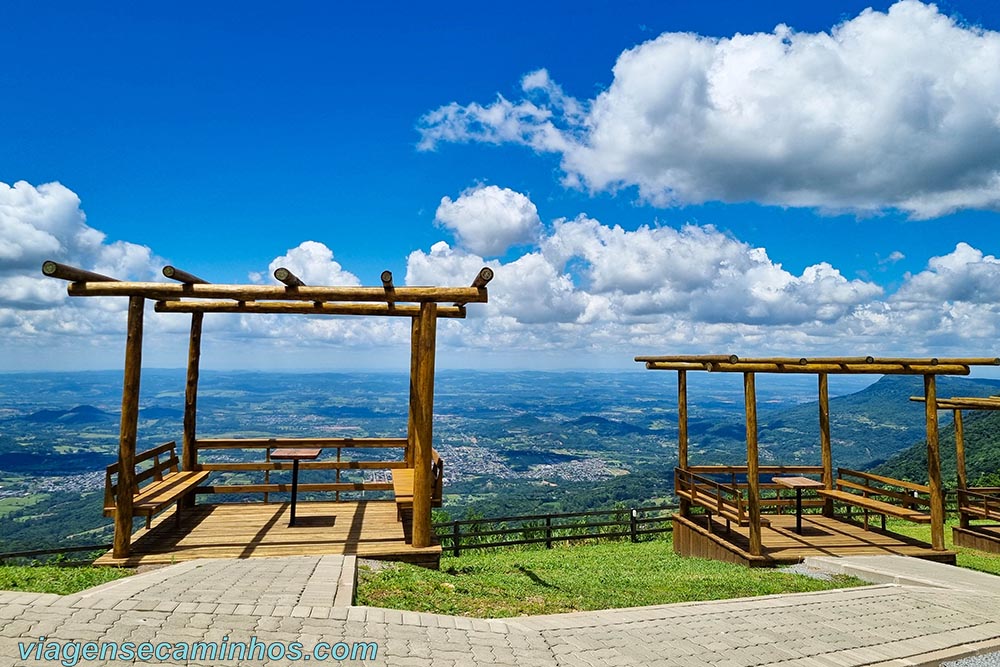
[674,513,956,567]
[954,524,1000,553]
[93,500,441,568]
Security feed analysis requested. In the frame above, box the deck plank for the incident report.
[94,500,441,567]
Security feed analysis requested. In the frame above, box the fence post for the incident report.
[452,521,461,557]
[630,508,638,543]
[545,516,552,549]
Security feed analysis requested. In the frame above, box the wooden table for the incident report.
[270,448,322,526]
[773,476,825,534]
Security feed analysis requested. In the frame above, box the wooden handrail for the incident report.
[196,461,407,471]
[687,465,823,474]
[194,437,406,450]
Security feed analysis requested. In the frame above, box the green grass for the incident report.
[885,518,1000,576]
[0,565,131,595]
[356,538,866,618]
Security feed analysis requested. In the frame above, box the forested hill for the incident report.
[755,374,1000,468]
[874,408,1000,487]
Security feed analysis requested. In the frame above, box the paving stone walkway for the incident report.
[1,554,1000,666]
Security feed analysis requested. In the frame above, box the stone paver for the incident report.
[2,555,1000,665]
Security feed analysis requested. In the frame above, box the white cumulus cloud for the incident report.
[434,185,542,256]
[0,180,163,313]
[265,241,361,286]
[419,1,1000,218]
[3,181,998,369]
[894,242,1000,303]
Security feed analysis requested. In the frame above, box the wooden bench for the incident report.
[816,468,932,527]
[959,487,1000,521]
[104,441,209,529]
[391,449,443,521]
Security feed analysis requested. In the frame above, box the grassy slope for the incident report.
[357,539,865,618]
[885,518,1000,576]
[0,565,130,595]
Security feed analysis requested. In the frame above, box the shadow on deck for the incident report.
[674,513,957,567]
[94,500,441,568]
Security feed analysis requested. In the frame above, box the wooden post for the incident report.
[412,303,437,548]
[406,317,419,468]
[818,372,834,517]
[113,296,144,559]
[954,409,969,529]
[677,370,690,517]
[924,374,946,551]
[180,312,203,507]
[744,372,762,556]
[182,313,203,470]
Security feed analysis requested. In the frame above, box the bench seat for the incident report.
[816,489,932,523]
[104,441,207,529]
[104,471,209,519]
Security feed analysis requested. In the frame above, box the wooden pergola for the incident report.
[912,394,1000,552]
[42,260,492,560]
[635,354,1000,565]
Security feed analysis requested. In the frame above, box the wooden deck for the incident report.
[954,524,1000,553]
[94,500,441,568]
[673,513,956,567]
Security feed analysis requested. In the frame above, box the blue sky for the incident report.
[2,1,1000,371]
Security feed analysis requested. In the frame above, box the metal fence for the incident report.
[432,504,677,557]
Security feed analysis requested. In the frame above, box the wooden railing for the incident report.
[959,487,1000,521]
[675,467,751,525]
[191,437,407,499]
[685,465,825,514]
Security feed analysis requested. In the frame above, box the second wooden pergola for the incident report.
[634,354,1000,557]
[912,394,1000,552]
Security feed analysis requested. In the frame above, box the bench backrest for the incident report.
[836,468,930,512]
[104,441,180,507]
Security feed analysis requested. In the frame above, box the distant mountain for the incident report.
[875,409,1000,486]
[754,375,1000,468]
[24,405,116,424]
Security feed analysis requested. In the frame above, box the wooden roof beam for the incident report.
[639,354,998,375]
[60,282,486,303]
[636,354,739,364]
[41,261,117,283]
[472,267,494,288]
[911,396,1000,410]
[162,266,209,284]
[273,267,305,287]
[154,300,468,318]
[706,362,972,375]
